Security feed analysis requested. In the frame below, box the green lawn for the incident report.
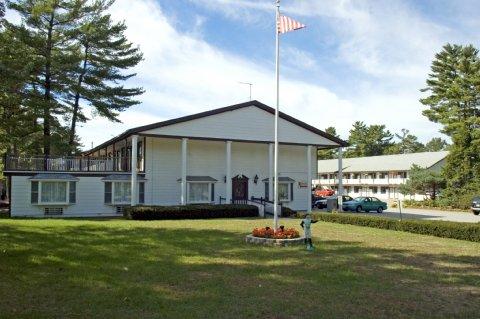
[0,218,479,319]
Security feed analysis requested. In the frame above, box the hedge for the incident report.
[296,212,480,242]
[124,204,259,220]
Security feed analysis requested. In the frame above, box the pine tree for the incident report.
[386,129,425,154]
[67,0,143,151]
[424,137,448,152]
[345,121,394,157]
[0,0,5,20]
[317,127,339,159]
[420,44,480,188]
[0,18,43,154]
[7,0,87,155]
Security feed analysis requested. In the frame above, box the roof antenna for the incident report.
[238,81,253,101]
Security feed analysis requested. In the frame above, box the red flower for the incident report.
[252,227,299,239]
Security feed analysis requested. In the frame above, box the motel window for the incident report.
[370,187,378,194]
[31,180,76,205]
[397,172,407,178]
[381,187,387,194]
[354,186,361,193]
[188,182,214,203]
[353,173,360,179]
[379,172,388,179]
[104,181,145,205]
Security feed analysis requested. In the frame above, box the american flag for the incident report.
[277,15,306,34]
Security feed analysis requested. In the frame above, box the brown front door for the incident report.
[232,175,249,203]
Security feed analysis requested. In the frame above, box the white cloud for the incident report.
[76,0,358,149]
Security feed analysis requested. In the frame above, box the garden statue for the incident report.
[300,214,318,251]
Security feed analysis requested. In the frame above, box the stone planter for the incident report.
[245,234,305,247]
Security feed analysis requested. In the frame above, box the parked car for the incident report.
[314,195,354,209]
[472,196,480,215]
[314,188,335,197]
[313,196,327,209]
[342,197,388,213]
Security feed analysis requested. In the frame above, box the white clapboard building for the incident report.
[4,101,347,217]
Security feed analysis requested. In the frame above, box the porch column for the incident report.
[181,138,188,205]
[337,147,344,211]
[268,143,274,201]
[307,145,312,213]
[131,135,138,206]
[225,141,232,203]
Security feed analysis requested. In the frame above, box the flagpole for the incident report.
[273,0,280,230]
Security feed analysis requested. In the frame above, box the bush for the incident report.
[295,212,480,242]
[281,206,297,217]
[124,204,259,220]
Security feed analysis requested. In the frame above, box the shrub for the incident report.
[295,212,480,242]
[125,204,258,220]
[252,226,300,239]
[281,206,297,217]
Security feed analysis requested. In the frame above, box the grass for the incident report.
[0,218,479,319]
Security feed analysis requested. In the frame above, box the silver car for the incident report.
[472,196,480,215]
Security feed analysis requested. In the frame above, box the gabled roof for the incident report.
[85,100,348,154]
[318,151,449,173]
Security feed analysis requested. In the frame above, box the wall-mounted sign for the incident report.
[298,181,308,188]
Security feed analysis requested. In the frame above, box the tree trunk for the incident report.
[69,44,89,153]
[43,12,54,156]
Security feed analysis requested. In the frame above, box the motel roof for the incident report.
[318,151,449,173]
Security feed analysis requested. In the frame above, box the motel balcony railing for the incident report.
[315,177,407,186]
[4,156,144,173]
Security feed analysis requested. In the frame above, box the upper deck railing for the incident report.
[4,156,144,173]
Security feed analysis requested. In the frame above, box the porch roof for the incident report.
[101,174,147,181]
[176,176,218,182]
[29,173,79,181]
[262,177,295,182]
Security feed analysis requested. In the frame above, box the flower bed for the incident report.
[252,226,300,239]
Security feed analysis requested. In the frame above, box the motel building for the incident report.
[314,151,448,201]
[4,101,348,218]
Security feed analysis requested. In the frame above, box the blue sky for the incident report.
[9,0,480,149]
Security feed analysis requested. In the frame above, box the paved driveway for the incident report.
[380,208,479,223]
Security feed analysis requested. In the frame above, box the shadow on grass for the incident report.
[0,221,479,319]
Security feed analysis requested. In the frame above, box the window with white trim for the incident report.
[264,182,293,202]
[187,182,214,203]
[31,181,76,205]
[278,183,290,202]
[104,181,145,205]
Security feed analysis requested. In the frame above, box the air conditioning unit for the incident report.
[44,207,63,216]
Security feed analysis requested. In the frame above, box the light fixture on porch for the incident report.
[253,174,258,184]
